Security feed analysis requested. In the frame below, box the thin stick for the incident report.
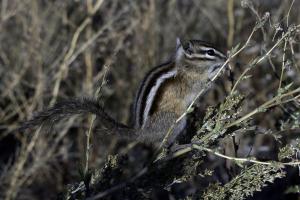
[5,128,42,200]
[193,144,300,166]
[50,0,105,105]
[170,144,300,167]
[227,0,235,47]
[278,39,288,90]
[225,87,300,129]
[231,26,297,94]
[50,18,91,106]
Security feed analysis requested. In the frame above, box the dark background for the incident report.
[0,0,300,199]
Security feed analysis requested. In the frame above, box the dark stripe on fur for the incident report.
[134,61,175,128]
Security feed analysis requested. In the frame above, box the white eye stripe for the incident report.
[198,47,226,59]
[199,47,214,51]
[185,54,216,59]
[184,52,219,60]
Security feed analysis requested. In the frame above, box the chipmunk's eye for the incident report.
[206,49,215,56]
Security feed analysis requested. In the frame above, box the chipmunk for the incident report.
[22,38,227,147]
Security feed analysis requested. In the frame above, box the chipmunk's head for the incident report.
[175,38,227,81]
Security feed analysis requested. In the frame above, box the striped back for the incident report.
[133,61,177,128]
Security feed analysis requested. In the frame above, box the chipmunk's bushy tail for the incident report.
[20,98,134,136]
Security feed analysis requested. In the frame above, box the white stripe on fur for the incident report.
[142,69,177,127]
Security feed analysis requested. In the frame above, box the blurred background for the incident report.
[0,0,300,199]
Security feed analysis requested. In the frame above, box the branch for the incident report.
[170,143,300,167]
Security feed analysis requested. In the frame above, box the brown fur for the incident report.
[151,69,209,117]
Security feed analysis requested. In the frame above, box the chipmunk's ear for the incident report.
[181,40,194,55]
[176,38,193,53]
[175,37,185,61]
[176,37,182,49]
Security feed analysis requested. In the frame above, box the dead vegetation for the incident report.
[0,0,300,199]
